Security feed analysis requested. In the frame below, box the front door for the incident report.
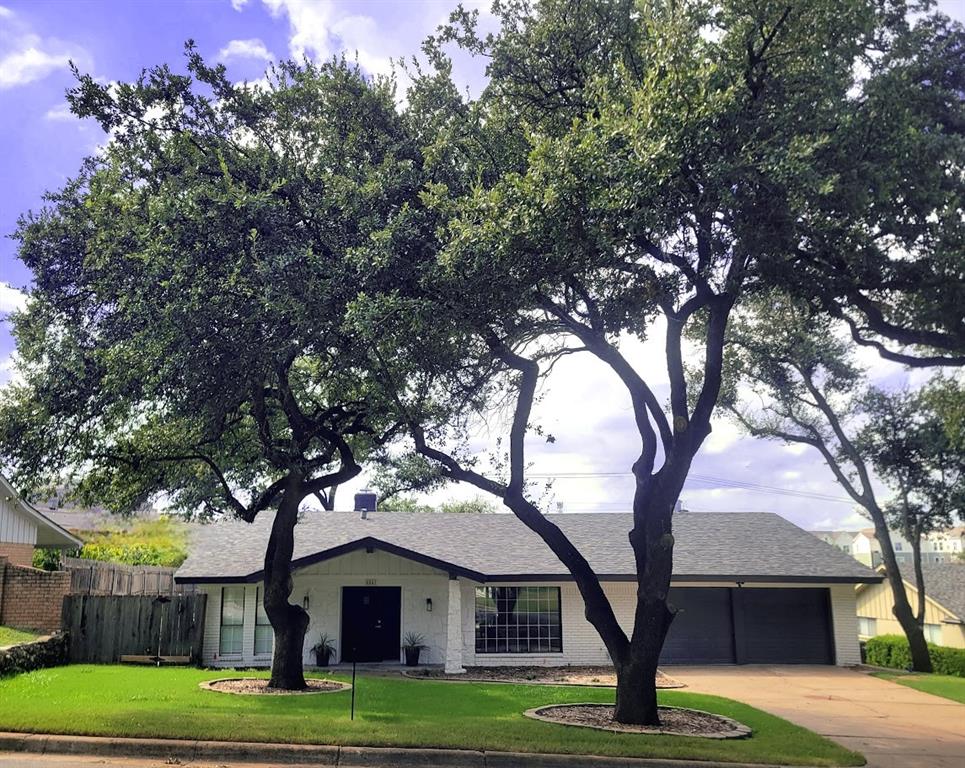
[340,586,401,662]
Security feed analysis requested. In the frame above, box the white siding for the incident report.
[199,550,452,668]
[196,559,862,669]
[0,495,37,545]
[200,585,223,665]
[829,583,862,665]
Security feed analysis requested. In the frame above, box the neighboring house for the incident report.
[176,506,879,671]
[33,491,158,534]
[855,562,965,649]
[0,475,82,566]
[812,530,859,556]
[810,528,965,568]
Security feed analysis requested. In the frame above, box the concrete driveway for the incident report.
[672,665,965,768]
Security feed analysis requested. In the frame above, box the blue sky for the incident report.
[0,0,961,525]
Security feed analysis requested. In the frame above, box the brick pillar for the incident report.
[0,562,69,633]
[445,576,466,674]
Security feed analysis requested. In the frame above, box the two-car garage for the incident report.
[659,587,835,665]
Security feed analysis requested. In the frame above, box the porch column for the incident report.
[445,576,466,674]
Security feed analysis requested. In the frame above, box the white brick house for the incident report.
[176,510,879,671]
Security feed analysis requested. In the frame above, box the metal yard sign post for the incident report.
[350,653,357,721]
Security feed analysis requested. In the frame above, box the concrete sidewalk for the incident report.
[672,665,965,768]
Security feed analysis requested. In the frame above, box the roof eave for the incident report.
[177,569,883,586]
[0,475,83,549]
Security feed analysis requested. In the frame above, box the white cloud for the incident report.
[44,101,73,121]
[230,0,250,10]
[0,43,71,89]
[0,9,90,90]
[0,282,26,314]
[261,0,393,76]
[703,418,740,454]
[217,38,274,63]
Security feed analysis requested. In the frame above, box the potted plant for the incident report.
[402,632,426,667]
[312,633,337,667]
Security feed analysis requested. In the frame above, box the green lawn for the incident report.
[873,671,965,705]
[0,666,861,766]
[0,626,39,648]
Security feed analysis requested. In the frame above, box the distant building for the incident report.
[810,528,965,568]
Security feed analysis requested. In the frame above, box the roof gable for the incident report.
[0,475,82,549]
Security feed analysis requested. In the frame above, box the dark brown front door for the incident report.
[341,586,401,662]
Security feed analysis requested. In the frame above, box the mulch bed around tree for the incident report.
[525,703,752,739]
[199,678,352,695]
[403,665,684,688]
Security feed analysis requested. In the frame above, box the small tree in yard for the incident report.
[0,53,430,688]
[725,300,964,672]
[857,380,964,625]
[358,0,965,725]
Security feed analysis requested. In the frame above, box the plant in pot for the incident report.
[312,633,337,667]
[402,632,427,667]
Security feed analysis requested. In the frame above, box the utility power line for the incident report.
[527,470,855,505]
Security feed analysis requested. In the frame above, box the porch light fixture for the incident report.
[426,598,433,612]
[303,595,310,610]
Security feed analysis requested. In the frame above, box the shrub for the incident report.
[866,634,965,677]
[32,547,73,571]
[931,644,965,677]
[76,518,189,568]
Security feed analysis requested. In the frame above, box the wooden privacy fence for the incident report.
[63,558,195,596]
[62,593,207,663]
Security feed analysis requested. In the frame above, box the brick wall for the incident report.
[0,543,35,568]
[0,560,70,633]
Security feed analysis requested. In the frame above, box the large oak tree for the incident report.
[367,0,965,724]
[0,53,433,688]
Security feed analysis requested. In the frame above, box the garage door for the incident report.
[735,587,834,664]
[658,587,834,665]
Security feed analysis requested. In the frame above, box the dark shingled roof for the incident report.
[911,563,965,622]
[175,510,880,584]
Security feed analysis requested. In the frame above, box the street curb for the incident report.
[0,731,796,767]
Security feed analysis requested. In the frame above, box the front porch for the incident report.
[200,547,469,672]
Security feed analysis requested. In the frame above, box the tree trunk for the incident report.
[614,654,659,724]
[616,489,677,726]
[872,516,932,672]
[614,594,674,724]
[264,476,311,689]
[911,528,926,626]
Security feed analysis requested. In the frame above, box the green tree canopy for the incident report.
[360,0,965,723]
[0,51,435,688]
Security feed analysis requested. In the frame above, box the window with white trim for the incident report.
[924,623,942,644]
[474,586,562,654]
[219,586,245,656]
[255,588,273,656]
[857,616,876,637]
